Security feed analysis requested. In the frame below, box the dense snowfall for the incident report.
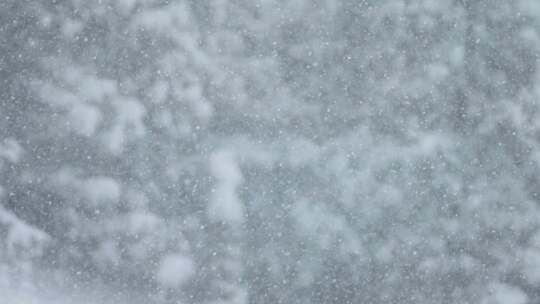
[2,0,540,303]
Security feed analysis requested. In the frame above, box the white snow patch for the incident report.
[149,80,169,104]
[61,18,83,38]
[134,3,191,32]
[519,0,540,17]
[208,150,244,223]
[103,98,146,155]
[128,211,162,235]
[288,138,321,167]
[78,78,116,105]
[291,199,363,255]
[61,65,117,103]
[192,99,214,121]
[116,0,137,15]
[102,125,125,155]
[81,176,121,206]
[156,254,195,288]
[69,102,102,136]
[0,138,23,163]
[92,239,121,268]
[484,282,528,304]
[0,205,49,258]
[522,248,540,284]
[115,98,146,137]
[427,62,449,81]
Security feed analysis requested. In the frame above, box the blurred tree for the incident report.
[2,0,540,303]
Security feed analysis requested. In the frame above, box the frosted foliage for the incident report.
[37,65,115,136]
[102,98,146,155]
[54,170,121,206]
[3,0,540,303]
[0,206,49,259]
[0,138,48,279]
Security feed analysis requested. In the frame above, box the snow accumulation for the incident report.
[208,149,244,223]
[156,254,196,288]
